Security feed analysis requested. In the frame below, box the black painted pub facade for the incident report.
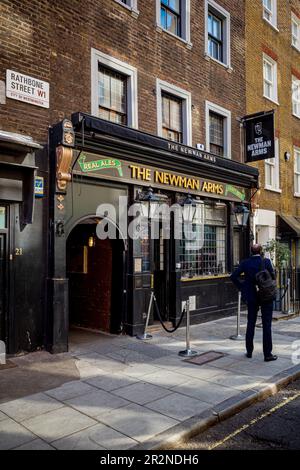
[0,114,258,355]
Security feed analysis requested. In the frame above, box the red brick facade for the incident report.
[0,0,246,160]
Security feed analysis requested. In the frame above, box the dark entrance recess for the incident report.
[0,206,8,344]
[66,219,125,334]
[153,224,171,322]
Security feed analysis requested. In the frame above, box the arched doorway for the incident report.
[66,217,125,335]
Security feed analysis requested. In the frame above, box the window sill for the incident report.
[181,274,230,282]
[113,0,139,18]
[292,44,300,53]
[263,17,279,32]
[204,53,232,72]
[264,186,282,194]
[294,192,300,198]
[263,95,279,106]
[156,25,193,49]
[293,112,300,120]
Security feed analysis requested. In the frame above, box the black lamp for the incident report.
[234,204,250,228]
[180,193,198,223]
[136,187,163,220]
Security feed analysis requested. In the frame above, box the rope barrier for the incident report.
[153,294,186,333]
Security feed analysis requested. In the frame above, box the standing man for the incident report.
[230,244,277,362]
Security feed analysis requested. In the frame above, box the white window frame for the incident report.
[263,0,278,30]
[156,79,192,146]
[265,138,281,192]
[263,53,278,104]
[114,0,139,17]
[205,0,231,68]
[205,101,231,159]
[155,0,192,46]
[91,48,138,128]
[292,13,300,51]
[294,147,300,196]
[292,76,300,118]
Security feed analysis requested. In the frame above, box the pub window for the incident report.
[0,207,6,229]
[91,48,138,128]
[263,0,277,29]
[160,0,181,37]
[156,79,192,145]
[263,54,278,104]
[98,66,127,125]
[206,101,231,158]
[265,138,280,191]
[294,147,300,196]
[208,12,223,62]
[209,112,224,156]
[206,1,231,67]
[292,13,300,51]
[292,76,300,118]
[162,92,183,143]
[180,203,227,279]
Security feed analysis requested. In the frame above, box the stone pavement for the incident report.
[0,315,300,450]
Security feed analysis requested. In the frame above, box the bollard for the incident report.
[179,299,198,357]
[230,291,245,340]
[137,291,154,340]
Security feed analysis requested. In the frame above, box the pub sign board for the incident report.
[244,111,275,163]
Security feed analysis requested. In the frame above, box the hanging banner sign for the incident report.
[243,111,275,163]
[6,70,50,108]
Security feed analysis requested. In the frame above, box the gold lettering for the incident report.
[155,171,164,184]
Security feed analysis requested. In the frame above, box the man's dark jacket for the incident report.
[230,255,275,303]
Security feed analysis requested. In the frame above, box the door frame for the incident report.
[0,203,13,350]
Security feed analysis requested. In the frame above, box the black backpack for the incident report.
[255,259,277,304]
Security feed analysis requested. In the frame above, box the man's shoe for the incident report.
[264,354,278,362]
[246,352,252,358]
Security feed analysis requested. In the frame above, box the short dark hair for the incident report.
[251,244,262,255]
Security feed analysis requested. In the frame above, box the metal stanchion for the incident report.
[179,299,198,357]
[137,291,154,340]
[230,291,245,340]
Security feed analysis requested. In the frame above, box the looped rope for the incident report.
[152,295,186,333]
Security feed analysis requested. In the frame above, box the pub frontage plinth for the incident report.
[47,113,259,353]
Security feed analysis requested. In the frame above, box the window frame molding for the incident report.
[292,12,300,52]
[155,0,192,47]
[292,75,300,119]
[205,0,231,69]
[113,0,139,18]
[91,48,138,128]
[262,0,278,31]
[205,100,231,159]
[294,146,300,196]
[265,137,281,192]
[263,53,279,105]
[156,78,192,146]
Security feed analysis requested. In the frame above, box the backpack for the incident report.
[255,259,277,304]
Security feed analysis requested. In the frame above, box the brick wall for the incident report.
[0,0,245,161]
[246,0,300,218]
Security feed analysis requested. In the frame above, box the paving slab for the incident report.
[96,403,179,442]
[171,377,238,404]
[52,423,137,450]
[65,389,130,417]
[141,369,191,389]
[0,392,64,422]
[112,382,172,405]
[203,370,265,391]
[145,392,210,421]
[14,439,55,450]
[45,381,96,401]
[0,418,36,450]
[22,407,97,443]
[84,373,140,392]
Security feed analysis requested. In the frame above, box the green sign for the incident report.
[225,184,245,201]
[78,154,123,177]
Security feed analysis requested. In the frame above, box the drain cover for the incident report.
[184,351,226,366]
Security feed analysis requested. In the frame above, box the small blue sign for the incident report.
[34,176,44,197]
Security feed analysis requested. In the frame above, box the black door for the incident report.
[0,233,6,342]
[153,224,170,322]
